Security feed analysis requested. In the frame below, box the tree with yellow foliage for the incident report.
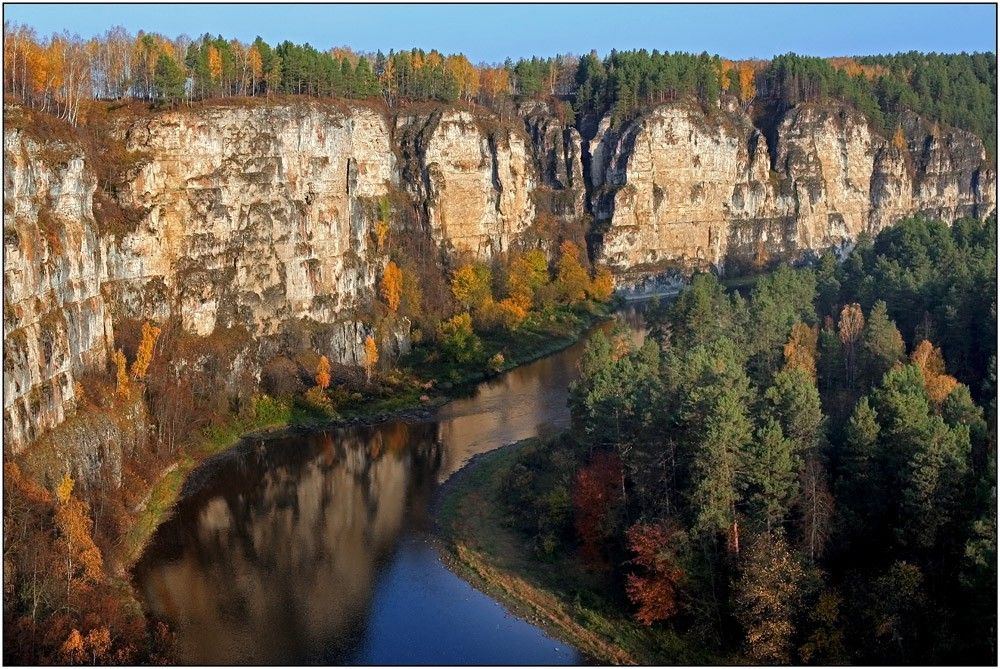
[508,249,549,310]
[588,266,615,303]
[114,349,130,399]
[54,473,103,598]
[363,335,379,383]
[892,126,908,152]
[451,263,493,311]
[555,241,590,304]
[130,321,161,379]
[247,44,263,95]
[784,322,819,380]
[315,355,331,390]
[381,261,403,313]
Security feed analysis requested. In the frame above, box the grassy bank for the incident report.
[436,438,715,666]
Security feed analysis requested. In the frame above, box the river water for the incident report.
[132,308,648,665]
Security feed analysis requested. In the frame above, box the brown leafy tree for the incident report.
[734,532,804,663]
[625,523,686,625]
[572,452,624,570]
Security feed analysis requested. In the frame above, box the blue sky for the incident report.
[4,3,996,63]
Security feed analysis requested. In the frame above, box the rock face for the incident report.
[591,101,996,277]
[3,98,994,452]
[395,108,537,258]
[108,102,394,338]
[4,129,112,449]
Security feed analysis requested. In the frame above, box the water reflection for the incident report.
[133,309,650,665]
[133,425,441,664]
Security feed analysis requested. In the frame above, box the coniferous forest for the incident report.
[500,215,996,663]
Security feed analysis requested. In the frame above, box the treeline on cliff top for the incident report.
[4,22,996,155]
[500,214,996,663]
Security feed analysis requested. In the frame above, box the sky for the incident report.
[4,3,997,63]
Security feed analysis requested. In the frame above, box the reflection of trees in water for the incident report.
[132,423,441,664]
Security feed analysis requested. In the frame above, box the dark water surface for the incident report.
[132,309,648,665]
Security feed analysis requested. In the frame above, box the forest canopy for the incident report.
[502,214,997,664]
[3,22,996,155]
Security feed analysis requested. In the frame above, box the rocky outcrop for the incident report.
[591,101,996,276]
[107,102,395,338]
[2,101,569,453]
[3,98,993,452]
[4,129,113,451]
[395,108,537,258]
[521,101,586,218]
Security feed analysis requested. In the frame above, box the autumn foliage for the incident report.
[572,452,624,570]
[363,335,379,383]
[625,523,686,626]
[910,339,959,404]
[783,321,819,380]
[315,355,331,390]
[113,348,130,399]
[381,260,403,313]
[130,321,161,379]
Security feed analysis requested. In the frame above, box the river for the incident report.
[132,306,648,665]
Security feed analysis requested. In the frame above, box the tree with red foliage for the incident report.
[572,452,624,570]
[625,523,686,625]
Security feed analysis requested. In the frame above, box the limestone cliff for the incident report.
[4,129,112,448]
[3,101,561,453]
[3,98,994,453]
[395,107,536,258]
[590,101,996,279]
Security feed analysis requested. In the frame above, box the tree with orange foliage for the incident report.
[130,321,161,379]
[60,629,86,665]
[572,452,624,570]
[555,241,590,304]
[381,261,403,313]
[479,66,510,104]
[315,355,331,390]
[719,59,734,92]
[113,349,130,399]
[838,303,865,389]
[911,339,959,404]
[737,61,756,105]
[54,474,103,598]
[783,321,819,380]
[363,335,379,383]
[84,627,112,665]
[207,44,222,85]
[892,126,908,152]
[588,266,615,303]
[625,523,686,625]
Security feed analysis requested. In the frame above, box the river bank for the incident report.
[435,436,715,666]
[119,303,614,578]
